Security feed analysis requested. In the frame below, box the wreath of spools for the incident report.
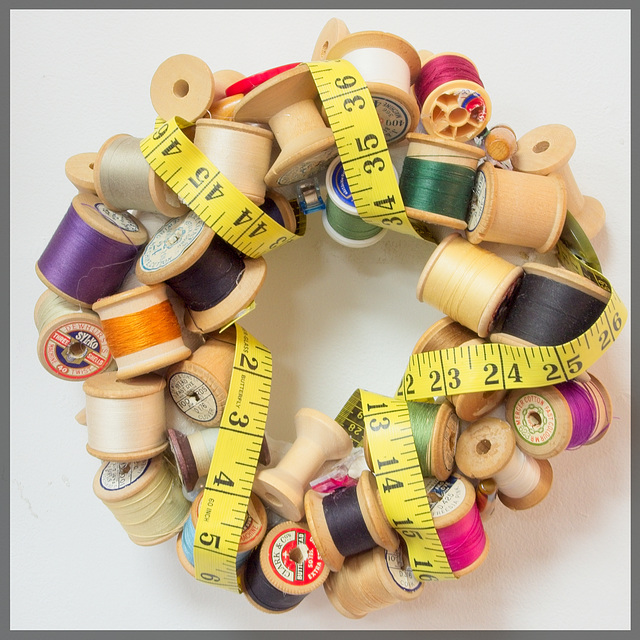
[33,18,627,619]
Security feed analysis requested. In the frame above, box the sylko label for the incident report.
[466,169,486,231]
[511,393,557,445]
[424,476,466,518]
[93,202,140,232]
[100,460,150,490]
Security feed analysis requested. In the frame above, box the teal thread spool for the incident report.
[400,133,484,231]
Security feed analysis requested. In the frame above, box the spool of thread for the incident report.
[93,454,190,546]
[261,190,299,233]
[311,17,351,60]
[176,490,268,575]
[94,133,188,218]
[323,543,423,619]
[465,160,567,253]
[399,133,484,230]
[239,521,330,614]
[192,118,274,206]
[80,371,168,461]
[65,152,98,193]
[36,193,148,307]
[484,125,517,163]
[303,469,399,572]
[511,124,606,240]
[322,156,388,248]
[505,373,613,459]
[206,69,246,120]
[326,30,422,143]
[233,64,338,188]
[252,408,354,522]
[475,478,498,519]
[423,474,489,576]
[455,417,553,510]
[412,316,507,422]
[416,233,524,338]
[34,288,113,380]
[490,262,610,347]
[414,51,491,142]
[92,283,191,379]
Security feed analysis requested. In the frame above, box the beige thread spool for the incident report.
[34,288,114,380]
[465,160,567,252]
[323,543,423,619]
[80,371,168,461]
[65,152,98,193]
[233,64,338,188]
[252,408,354,521]
[92,283,192,380]
[326,31,422,144]
[304,469,399,572]
[484,125,517,162]
[311,18,351,60]
[416,233,524,338]
[94,133,189,218]
[412,316,507,422]
[93,455,190,546]
[511,124,606,239]
[455,417,553,510]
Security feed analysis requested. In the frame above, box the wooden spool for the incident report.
[252,408,353,522]
[412,316,507,422]
[207,69,246,120]
[465,160,567,253]
[326,31,422,144]
[92,283,192,379]
[311,17,351,60]
[94,133,189,218]
[262,189,298,233]
[81,371,168,462]
[233,64,338,188]
[484,125,517,162]
[511,124,606,239]
[455,416,553,510]
[416,233,524,338]
[303,469,399,572]
[64,152,97,193]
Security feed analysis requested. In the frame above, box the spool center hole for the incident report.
[89,162,94,170]
[68,342,88,357]
[448,107,469,125]
[173,79,190,98]
[289,545,307,564]
[320,40,330,58]
[533,141,550,153]
[527,411,543,427]
[476,438,492,455]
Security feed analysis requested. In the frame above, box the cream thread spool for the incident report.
[511,124,606,239]
[412,316,507,422]
[465,160,567,253]
[416,233,524,338]
[192,119,274,206]
[93,455,190,546]
[252,408,354,521]
[304,469,399,572]
[323,543,423,619]
[233,64,338,188]
[94,133,189,218]
[311,18,351,60]
[484,125,517,163]
[455,417,553,510]
[34,288,114,380]
[326,31,422,144]
[80,371,168,461]
[65,152,98,194]
[92,283,192,380]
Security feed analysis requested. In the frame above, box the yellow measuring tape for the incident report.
[192,324,272,592]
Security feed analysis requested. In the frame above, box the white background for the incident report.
[10,9,630,631]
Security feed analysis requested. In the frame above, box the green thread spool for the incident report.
[324,198,384,242]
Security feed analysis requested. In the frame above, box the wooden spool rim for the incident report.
[86,440,169,463]
[357,470,399,552]
[512,124,576,175]
[166,428,199,491]
[238,493,269,553]
[498,457,553,510]
[175,531,196,577]
[311,17,350,61]
[35,263,89,309]
[323,577,365,619]
[65,152,97,193]
[92,282,167,314]
[211,69,245,102]
[82,370,166,399]
[411,316,477,354]
[303,489,345,572]
[427,474,476,530]
[429,401,460,480]
[584,372,613,445]
[365,80,421,143]
[405,132,486,160]
[265,190,298,233]
[194,116,274,141]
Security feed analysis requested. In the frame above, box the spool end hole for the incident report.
[448,107,469,125]
[173,79,190,98]
[320,41,329,58]
[476,438,492,455]
[533,141,550,153]
[527,411,543,427]
[89,162,94,170]
[68,341,88,358]
[289,545,308,564]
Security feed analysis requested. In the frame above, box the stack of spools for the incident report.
[32,16,621,620]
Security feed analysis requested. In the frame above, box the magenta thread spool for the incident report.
[36,193,148,307]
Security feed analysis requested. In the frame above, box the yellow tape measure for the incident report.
[140,117,300,258]
[193,325,272,592]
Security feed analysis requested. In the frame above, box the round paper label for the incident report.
[372,95,411,144]
[511,392,557,446]
[384,547,421,592]
[424,476,466,518]
[100,459,150,491]
[268,527,325,586]
[94,202,140,232]
[168,372,219,423]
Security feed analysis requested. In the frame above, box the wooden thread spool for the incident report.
[311,17,351,60]
[252,408,354,521]
[412,316,507,422]
[239,521,330,614]
[465,160,567,253]
[303,469,399,572]
[400,133,484,230]
[176,490,268,575]
[93,455,190,546]
[505,372,613,459]
[65,152,97,193]
[94,133,188,218]
[490,262,610,348]
[80,371,168,461]
[233,64,338,188]
[484,125,517,163]
[261,190,299,233]
[167,427,220,492]
[511,124,606,239]
[192,118,274,206]
[415,51,491,142]
[475,478,498,519]
[416,233,524,338]
[34,288,113,380]
[35,193,148,308]
[326,30,422,144]
[92,283,192,379]
[323,543,423,619]
[455,417,553,510]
